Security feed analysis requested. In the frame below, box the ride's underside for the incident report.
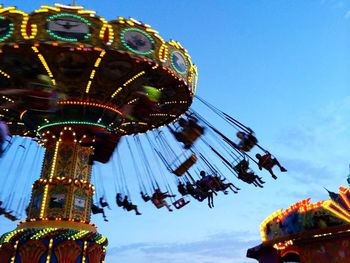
[0,4,197,137]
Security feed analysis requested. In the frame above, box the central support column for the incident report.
[26,127,94,225]
[0,126,108,263]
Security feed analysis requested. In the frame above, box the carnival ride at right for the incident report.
[247,181,350,263]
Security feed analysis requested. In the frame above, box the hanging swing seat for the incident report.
[173,154,198,176]
[151,198,165,209]
[4,212,18,221]
[0,207,18,221]
[173,197,190,209]
[181,125,204,148]
[182,128,204,149]
[169,118,204,149]
[236,131,257,152]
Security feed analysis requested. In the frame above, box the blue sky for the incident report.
[1,0,350,262]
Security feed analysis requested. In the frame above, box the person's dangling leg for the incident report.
[272,158,287,172]
[267,168,277,179]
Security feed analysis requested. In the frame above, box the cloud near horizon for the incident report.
[106,231,259,263]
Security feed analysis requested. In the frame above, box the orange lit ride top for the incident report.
[260,186,350,245]
[247,186,350,263]
[0,3,197,263]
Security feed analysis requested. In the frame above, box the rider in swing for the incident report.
[0,201,18,221]
[121,195,142,215]
[151,188,176,212]
[169,115,205,149]
[195,171,217,208]
[234,159,265,188]
[177,181,188,196]
[236,128,258,152]
[99,196,111,210]
[91,203,108,222]
[116,193,141,215]
[140,191,151,202]
[255,152,287,179]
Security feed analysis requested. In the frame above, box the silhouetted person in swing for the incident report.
[99,196,111,210]
[256,152,287,179]
[91,203,108,222]
[185,182,197,197]
[0,201,17,221]
[140,191,151,202]
[116,193,124,207]
[177,181,188,196]
[151,188,175,212]
[199,170,213,185]
[236,128,257,152]
[169,118,188,147]
[234,159,264,188]
[211,175,240,194]
[169,116,204,149]
[121,195,141,215]
[197,171,220,193]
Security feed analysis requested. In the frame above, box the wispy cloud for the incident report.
[275,183,329,203]
[321,0,345,9]
[275,97,350,178]
[107,231,259,263]
[282,158,336,185]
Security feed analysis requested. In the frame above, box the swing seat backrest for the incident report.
[239,134,257,152]
[4,212,17,221]
[173,154,198,176]
[240,144,253,152]
[173,198,190,209]
[182,126,204,143]
[151,198,164,208]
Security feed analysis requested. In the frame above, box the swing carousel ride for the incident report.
[0,3,287,263]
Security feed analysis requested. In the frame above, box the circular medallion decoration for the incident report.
[46,13,92,42]
[120,28,155,55]
[0,16,14,42]
[170,51,188,74]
